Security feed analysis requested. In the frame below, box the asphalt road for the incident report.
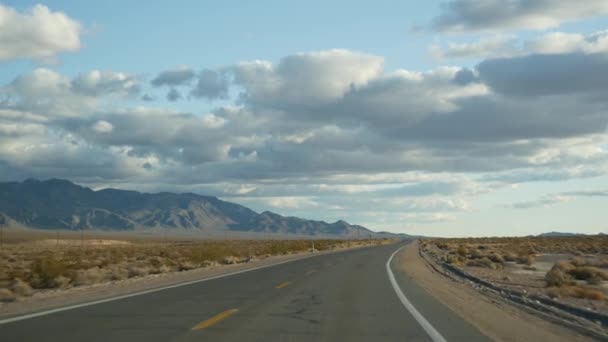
[0,242,490,341]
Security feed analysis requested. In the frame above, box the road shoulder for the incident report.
[398,242,592,342]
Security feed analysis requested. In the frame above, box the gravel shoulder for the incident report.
[399,242,593,342]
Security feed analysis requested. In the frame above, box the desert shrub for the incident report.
[503,253,517,262]
[545,265,574,287]
[516,254,535,265]
[457,246,468,257]
[470,249,484,259]
[569,266,596,281]
[488,253,505,264]
[108,265,129,281]
[73,267,106,286]
[467,257,499,269]
[11,278,33,296]
[556,286,606,300]
[0,288,15,302]
[445,254,463,265]
[127,265,150,278]
[50,275,71,289]
[29,256,68,288]
[568,266,608,282]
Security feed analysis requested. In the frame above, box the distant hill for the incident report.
[0,178,383,237]
[537,231,583,237]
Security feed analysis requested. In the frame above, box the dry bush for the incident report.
[73,267,106,286]
[545,264,574,287]
[548,286,606,300]
[11,278,33,296]
[516,254,535,266]
[51,275,71,289]
[470,249,484,259]
[0,288,16,303]
[467,257,499,270]
[503,253,517,262]
[488,253,505,264]
[569,266,608,283]
[29,255,68,288]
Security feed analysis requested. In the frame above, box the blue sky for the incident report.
[1,1,607,236]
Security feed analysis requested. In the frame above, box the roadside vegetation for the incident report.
[0,238,389,303]
[421,235,608,305]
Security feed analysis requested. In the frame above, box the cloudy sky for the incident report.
[1,1,608,236]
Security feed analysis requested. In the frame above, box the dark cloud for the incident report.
[478,53,608,97]
[151,68,195,87]
[430,0,608,32]
[166,88,181,102]
[189,69,230,100]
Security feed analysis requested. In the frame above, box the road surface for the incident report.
[0,242,490,341]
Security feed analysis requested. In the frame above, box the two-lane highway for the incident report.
[0,242,490,341]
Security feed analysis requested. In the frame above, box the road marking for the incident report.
[386,246,448,342]
[305,269,317,276]
[192,308,239,330]
[0,252,329,325]
[275,281,290,289]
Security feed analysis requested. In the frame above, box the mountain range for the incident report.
[0,179,382,237]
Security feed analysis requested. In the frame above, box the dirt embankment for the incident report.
[399,242,593,342]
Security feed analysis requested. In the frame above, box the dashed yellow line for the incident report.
[191,308,239,330]
[275,281,290,289]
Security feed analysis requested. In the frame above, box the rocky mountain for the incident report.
[0,178,376,236]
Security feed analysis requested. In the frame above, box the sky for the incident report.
[1,0,608,237]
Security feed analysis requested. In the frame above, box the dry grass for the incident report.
[0,237,392,298]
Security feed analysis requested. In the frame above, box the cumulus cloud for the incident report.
[151,67,195,87]
[72,70,140,96]
[0,4,82,61]
[430,0,608,32]
[1,68,142,119]
[2,46,608,232]
[230,49,383,107]
[190,69,230,100]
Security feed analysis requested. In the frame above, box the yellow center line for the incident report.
[275,281,290,289]
[191,308,239,330]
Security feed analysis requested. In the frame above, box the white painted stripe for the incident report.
[386,246,448,342]
[0,252,326,325]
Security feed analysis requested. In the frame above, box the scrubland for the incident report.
[0,230,387,303]
[421,235,608,312]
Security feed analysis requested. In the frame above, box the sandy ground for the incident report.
[399,242,593,342]
[0,245,365,319]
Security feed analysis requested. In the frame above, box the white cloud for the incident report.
[231,49,383,106]
[525,30,608,54]
[0,4,81,61]
[92,120,113,133]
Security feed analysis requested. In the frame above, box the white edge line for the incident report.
[0,251,328,325]
[386,245,448,342]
